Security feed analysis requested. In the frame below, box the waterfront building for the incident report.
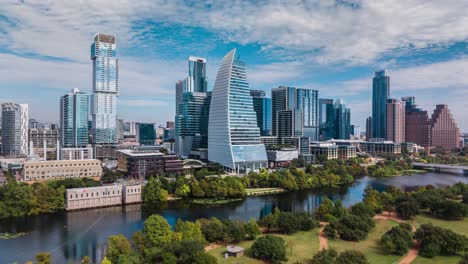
[91,33,119,144]
[1,103,28,157]
[208,49,267,172]
[402,97,430,147]
[135,123,156,145]
[60,89,89,147]
[266,148,299,168]
[319,98,334,140]
[372,70,390,140]
[309,143,338,160]
[116,149,183,179]
[429,105,460,149]
[272,86,319,140]
[337,145,357,159]
[122,184,142,204]
[22,159,102,182]
[386,98,405,143]
[250,90,272,136]
[361,141,401,155]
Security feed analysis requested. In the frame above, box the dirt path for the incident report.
[373,212,419,264]
[319,222,329,250]
[204,243,221,252]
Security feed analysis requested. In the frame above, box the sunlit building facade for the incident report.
[60,89,89,147]
[208,49,267,172]
[1,103,28,157]
[91,33,118,144]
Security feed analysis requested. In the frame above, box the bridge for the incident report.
[413,162,468,175]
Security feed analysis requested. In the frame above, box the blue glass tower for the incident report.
[91,33,118,144]
[334,98,351,140]
[372,70,390,140]
[208,49,267,172]
[60,89,89,147]
[250,90,272,136]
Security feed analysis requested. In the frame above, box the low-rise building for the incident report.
[22,159,102,182]
[65,183,143,210]
[337,145,357,159]
[122,184,142,204]
[361,141,401,155]
[266,148,299,168]
[117,149,183,179]
[65,185,122,210]
[309,143,338,160]
[60,147,94,160]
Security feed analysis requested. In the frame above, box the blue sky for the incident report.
[0,1,467,131]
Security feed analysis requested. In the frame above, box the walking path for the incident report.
[319,221,329,250]
[373,212,419,264]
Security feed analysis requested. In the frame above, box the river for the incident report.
[1,172,467,263]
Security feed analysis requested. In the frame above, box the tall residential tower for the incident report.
[208,49,267,172]
[1,103,28,156]
[91,33,118,144]
[250,90,272,136]
[372,70,390,140]
[60,89,89,147]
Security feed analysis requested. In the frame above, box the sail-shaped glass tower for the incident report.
[208,49,267,173]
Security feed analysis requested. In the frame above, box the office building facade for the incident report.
[319,98,335,140]
[1,103,28,156]
[188,56,208,93]
[429,105,460,149]
[272,86,318,140]
[250,90,272,136]
[372,70,390,140]
[136,123,156,145]
[208,49,267,172]
[60,88,89,147]
[91,33,119,144]
[386,99,405,143]
[402,97,430,147]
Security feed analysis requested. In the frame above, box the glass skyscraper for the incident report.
[372,70,390,140]
[250,90,272,136]
[208,49,267,172]
[60,89,89,147]
[91,33,118,144]
[271,86,318,140]
[319,98,335,140]
[319,98,351,140]
[334,99,352,140]
[175,56,210,158]
[136,123,156,145]
[1,103,28,156]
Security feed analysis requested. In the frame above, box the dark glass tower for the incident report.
[250,90,272,136]
[372,70,390,140]
[319,98,334,140]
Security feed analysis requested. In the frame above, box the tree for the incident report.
[162,252,177,264]
[101,257,111,264]
[107,234,132,263]
[192,252,218,264]
[336,250,370,264]
[277,212,301,234]
[251,235,288,263]
[143,215,173,246]
[395,196,420,220]
[35,252,51,264]
[430,200,468,220]
[416,224,468,258]
[258,207,280,231]
[380,224,413,255]
[175,184,191,198]
[350,202,376,218]
[311,248,338,264]
[142,177,168,203]
[82,256,90,264]
[198,218,225,242]
[244,219,262,240]
[174,240,205,264]
[174,219,205,242]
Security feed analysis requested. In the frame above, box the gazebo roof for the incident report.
[227,245,244,253]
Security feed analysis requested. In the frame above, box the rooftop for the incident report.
[117,149,165,157]
[226,245,244,253]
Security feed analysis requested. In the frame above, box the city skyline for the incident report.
[0,1,468,131]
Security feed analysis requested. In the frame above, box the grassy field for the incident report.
[409,214,468,236]
[208,229,320,263]
[412,255,461,264]
[328,219,402,264]
[245,188,285,196]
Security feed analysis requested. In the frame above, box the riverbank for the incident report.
[0,232,28,240]
[245,187,285,196]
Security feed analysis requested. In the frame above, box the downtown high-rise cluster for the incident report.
[368,70,460,149]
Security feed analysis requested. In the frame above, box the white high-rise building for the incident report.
[91,33,119,144]
[1,103,28,156]
[208,49,267,173]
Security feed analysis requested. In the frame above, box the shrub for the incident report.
[380,224,413,255]
[395,196,420,220]
[415,224,468,258]
[311,248,338,264]
[336,250,370,264]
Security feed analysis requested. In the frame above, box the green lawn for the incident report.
[412,255,461,264]
[409,214,468,236]
[328,219,402,264]
[208,229,320,263]
[245,188,285,196]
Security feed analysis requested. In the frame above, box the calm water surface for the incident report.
[1,172,467,263]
